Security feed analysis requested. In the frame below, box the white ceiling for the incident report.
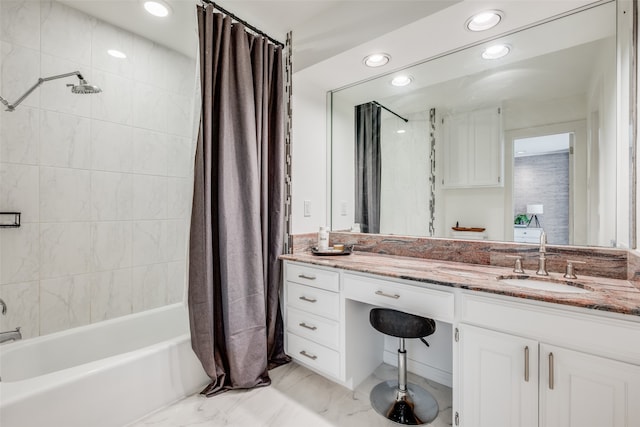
[332,1,616,116]
[60,0,459,70]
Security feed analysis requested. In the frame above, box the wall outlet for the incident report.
[304,200,311,217]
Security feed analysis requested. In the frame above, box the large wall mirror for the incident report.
[330,0,634,248]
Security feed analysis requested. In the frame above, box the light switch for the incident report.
[303,200,311,217]
[340,201,348,216]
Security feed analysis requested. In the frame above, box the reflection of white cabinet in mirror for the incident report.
[442,107,502,188]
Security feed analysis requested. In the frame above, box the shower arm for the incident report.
[0,71,84,112]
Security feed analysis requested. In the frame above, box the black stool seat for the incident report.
[369,308,439,425]
[370,308,436,339]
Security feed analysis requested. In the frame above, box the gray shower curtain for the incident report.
[188,5,289,397]
[355,102,382,233]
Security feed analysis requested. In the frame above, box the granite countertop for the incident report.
[281,251,640,318]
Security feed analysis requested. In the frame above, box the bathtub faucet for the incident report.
[0,327,22,344]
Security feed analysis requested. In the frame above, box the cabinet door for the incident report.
[443,113,470,187]
[442,108,502,188]
[470,107,501,186]
[540,344,640,427]
[459,324,538,427]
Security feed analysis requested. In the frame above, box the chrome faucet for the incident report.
[0,298,23,344]
[536,231,549,276]
[0,327,21,344]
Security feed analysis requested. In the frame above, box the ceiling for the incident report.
[60,0,459,71]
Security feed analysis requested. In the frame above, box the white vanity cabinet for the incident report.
[284,263,342,380]
[458,293,640,427]
[442,107,502,188]
[282,259,640,427]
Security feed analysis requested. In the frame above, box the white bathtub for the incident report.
[0,303,209,427]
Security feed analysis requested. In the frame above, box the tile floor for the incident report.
[129,362,453,427]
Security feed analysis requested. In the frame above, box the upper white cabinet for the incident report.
[442,107,503,188]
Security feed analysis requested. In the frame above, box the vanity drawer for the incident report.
[343,274,454,322]
[287,333,340,379]
[286,263,339,292]
[287,306,340,350]
[286,282,340,320]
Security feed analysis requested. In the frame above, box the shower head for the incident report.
[0,71,102,111]
[67,79,102,94]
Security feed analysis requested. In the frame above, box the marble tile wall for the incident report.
[291,232,631,280]
[0,0,198,338]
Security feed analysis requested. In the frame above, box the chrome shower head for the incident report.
[68,79,102,94]
[1,71,102,111]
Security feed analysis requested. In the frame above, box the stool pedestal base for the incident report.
[370,380,439,425]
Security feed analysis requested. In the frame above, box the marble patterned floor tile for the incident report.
[129,362,453,427]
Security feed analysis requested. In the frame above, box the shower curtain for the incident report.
[188,5,289,397]
[355,102,382,233]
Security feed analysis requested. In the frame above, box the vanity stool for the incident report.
[369,308,439,425]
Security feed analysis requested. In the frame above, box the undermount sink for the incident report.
[496,275,593,294]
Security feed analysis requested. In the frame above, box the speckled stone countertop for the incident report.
[281,251,640,318]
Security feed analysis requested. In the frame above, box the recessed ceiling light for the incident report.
[391,75,413,87]
[466,10,503,31]
[396,129,406,134]
[107,49,127,59]
[363,53,390,68]
[144,0,170,17]
[482,44,510,60]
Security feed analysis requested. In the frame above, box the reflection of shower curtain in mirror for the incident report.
[355,102,381,233]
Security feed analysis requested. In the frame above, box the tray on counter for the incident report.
[311,245,353,256]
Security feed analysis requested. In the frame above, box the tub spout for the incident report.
[0,327,22,344]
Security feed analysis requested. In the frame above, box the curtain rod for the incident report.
[201,0,285,48]
[372,100,409,122]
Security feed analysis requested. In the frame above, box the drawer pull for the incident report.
[375,290,400,299]
[298,274,316,280]
[299,322,317,331]
[524,346,530,382]
[300,350,318,360]
[549,352,554,390]
[299,296,317,303]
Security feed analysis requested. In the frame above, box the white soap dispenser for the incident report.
[318,226,329,251]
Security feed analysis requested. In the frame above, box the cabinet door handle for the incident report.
[524,346,530,382]
[299,296,317,303]
[299,322,317,331]
[298,274,316,280]
[300,350,317,360]
[548,352,554,390]
[375,290,400,299]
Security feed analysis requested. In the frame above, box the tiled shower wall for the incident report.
[0,0,198,338]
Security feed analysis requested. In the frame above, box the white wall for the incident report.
[0,0,198,338]
[291,74,329,233]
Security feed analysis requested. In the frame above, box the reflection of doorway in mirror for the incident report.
[513,133,571,245]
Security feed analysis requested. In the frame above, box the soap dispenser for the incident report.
[318,226,329,251]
